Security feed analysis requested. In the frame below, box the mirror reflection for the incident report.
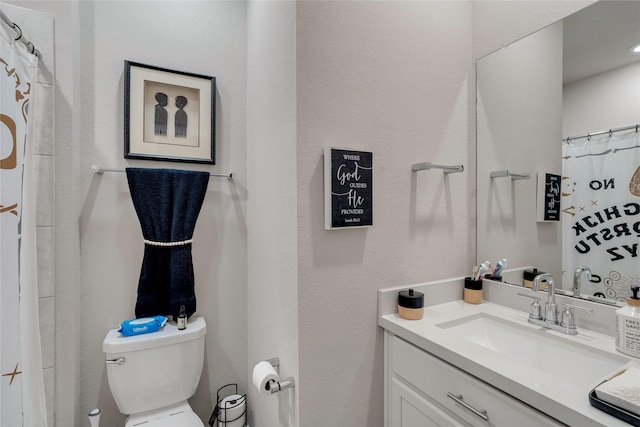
[477,1,640,300]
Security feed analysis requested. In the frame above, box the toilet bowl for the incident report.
[103,316,207,426]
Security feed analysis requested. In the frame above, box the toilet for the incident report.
[102,317,207,426]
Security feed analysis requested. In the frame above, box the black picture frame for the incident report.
[324,148,373,229]
[124,60,216,164]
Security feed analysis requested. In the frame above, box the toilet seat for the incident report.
[124,401,204,427]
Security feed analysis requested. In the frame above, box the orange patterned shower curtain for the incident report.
[0,12,47,426]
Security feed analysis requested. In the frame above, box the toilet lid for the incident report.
[125,409,204,427]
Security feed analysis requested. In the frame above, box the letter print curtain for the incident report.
[562,128,640,300]
[0,17,47,427]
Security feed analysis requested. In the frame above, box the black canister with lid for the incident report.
[524,268,546,289]
[398,289,424,320]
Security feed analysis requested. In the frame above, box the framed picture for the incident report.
[324,147,373,229]
[536,172,561,222]
[124,61,216,164]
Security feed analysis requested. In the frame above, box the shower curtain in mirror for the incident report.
[562,128,640,301]
[0,20,48,427]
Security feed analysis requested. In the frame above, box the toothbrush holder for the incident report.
[464,277,483,304]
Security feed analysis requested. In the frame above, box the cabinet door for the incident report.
[391,377,471,427]
[391,336,563,426]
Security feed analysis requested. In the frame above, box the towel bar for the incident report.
[490,170,529,180]
[91,165,233,180]
[411,162,464,174]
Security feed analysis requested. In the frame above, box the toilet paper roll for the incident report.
[252,360,280,395]
[218,394,246,427]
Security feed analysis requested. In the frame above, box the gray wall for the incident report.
[296,2,474,424]
[564,61,640,137]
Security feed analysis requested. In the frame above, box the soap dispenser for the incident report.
[615,286,640,358]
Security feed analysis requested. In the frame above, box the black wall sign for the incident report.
[324,148,373,229]
[537,172,561,222]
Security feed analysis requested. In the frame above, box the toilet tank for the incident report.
[103,317,207,415]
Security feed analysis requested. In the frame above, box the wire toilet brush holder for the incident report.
[209,383,247,427]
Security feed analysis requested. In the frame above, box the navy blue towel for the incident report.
[126,168,209,320]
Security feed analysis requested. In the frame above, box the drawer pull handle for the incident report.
[447,392,489,421]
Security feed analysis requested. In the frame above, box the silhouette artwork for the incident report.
[154,92,168,136]
[126,61,215,163]
[175,96,188,138]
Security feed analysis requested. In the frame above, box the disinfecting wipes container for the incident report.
[118,316,167,337]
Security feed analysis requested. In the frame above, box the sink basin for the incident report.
[437,313,629,388]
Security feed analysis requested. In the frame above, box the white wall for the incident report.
[476,22,564,284]
[472,0,595,60]
[563,61,640,137]
[247,1,298,426]
[296,2,474,425]
[73,2,248,425]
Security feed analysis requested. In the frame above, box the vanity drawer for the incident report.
[391,335,563,426]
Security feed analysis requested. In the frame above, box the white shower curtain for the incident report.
[562,128,640,300]
[0,17,48,427]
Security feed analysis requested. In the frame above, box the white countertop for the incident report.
[379,299,639,426]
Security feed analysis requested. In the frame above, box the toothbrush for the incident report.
[474,266,488,280]
[475,262,491,280]
[475,261,489,280]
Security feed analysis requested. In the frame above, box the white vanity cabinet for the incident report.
[385,332,563,427]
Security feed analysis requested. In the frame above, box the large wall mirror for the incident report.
[477,1,640,298]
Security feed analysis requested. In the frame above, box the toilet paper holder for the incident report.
[265,357,295,394]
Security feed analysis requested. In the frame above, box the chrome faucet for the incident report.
[573,266,592,297]
[518,273,592,335]
[533,273,557,324]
